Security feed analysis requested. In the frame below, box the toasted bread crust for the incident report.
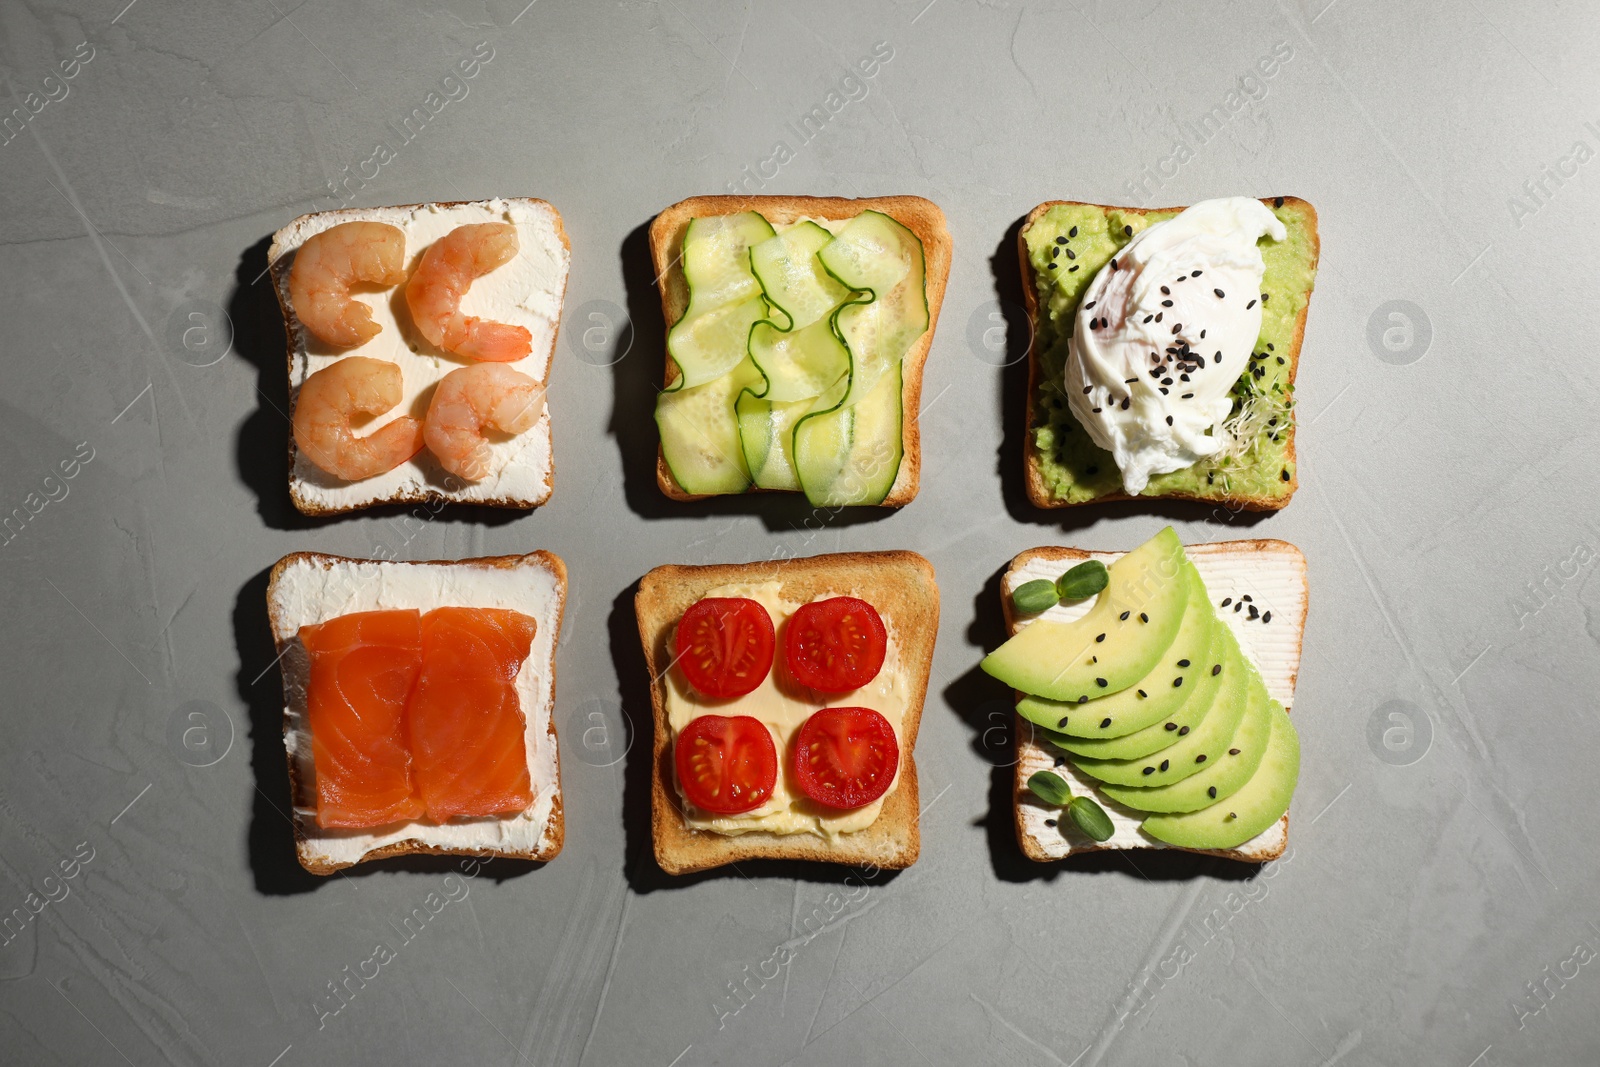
[270,199,571,517]
[1003,541,1308,864]
[648,195,952,507]
[266,550,567,874]
[636,551,938,874]
[1019,197,1319,512]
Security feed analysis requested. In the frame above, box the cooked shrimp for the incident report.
[293,357,425,481]
[405,223,533,362]
[288,221,408,348]
[424,363,546,481]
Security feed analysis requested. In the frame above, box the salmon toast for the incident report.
[411,608,538,821]
[268,551,567,874]
[301,609,425,828]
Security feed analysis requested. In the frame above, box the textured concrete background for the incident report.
[2,0,1597,1064]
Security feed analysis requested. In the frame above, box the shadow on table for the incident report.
[227,235,523,535]
[608,219,897,534]
[986,215,1275,535]
[607,581,904,893]
[943,560,1260,885]
[233,565,545,894]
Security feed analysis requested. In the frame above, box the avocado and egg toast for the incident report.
[1020,196,1319,509]
[984,528,1308,862]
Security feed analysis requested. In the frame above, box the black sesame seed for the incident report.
[1143,766,1155,776]
[1165,722,1177,731]
[1069,265,1079,272]
[1248,605,1260,619]
[1214,288,1225,298]
[1066,248,1077,260]
[1139,613,1148,623]
[1162,377,1173,385]
[1048,262,1058,270]
[1228,812,1236,820]
[1143,315,1153,324]
[1159,387,1169,395]
[1159,759,1169,772]
[1125,377,1137,384]
[1211,664,1221,676]
[1101,717,1112,728]
[1261,293,1269,303]
[1077,696,1088,704]
[1195,754,1206,763]
[1054,756,1067,766]
[1092,407,1102,413]
[1246,299,1256,309]
[1165,415,1174,426]
[1214,352,1222,363]
[1178,726,1190,736]
[1083,386,1093,394]
[1241,595,1252,602]
[1137,690,1147,698]
[1120,611,1130,620]
[1181,393,1193,399]
[1267,343,1275,351]
[1281,468,1290,481]
[1172,676,1183,688]
[1172,323,1182,334]
[1277,356,1285,365]
[1263,611,1272,623]
[1234,602,1243,613]
[1192,270,1202,277]
[1051,246,1060,258]
[1161,300,1173,308]
[1096,677,1108,688]
[1273,195,1284,208]
[1220,597,1232,607]
[1055,235,1066,245]
[1177,659,1190,668]
[1045,818,1058,826]
[1124,224,1133,235]
[1120,397,1130,410]
[1069,225,1078,237]
[1228,748,1240,756]
[1095,633,1106,643]
[1160,285,1170,295]
[1057,716,1070,728]
[1208,786,1217,798]
[1155,312,1164,323]
[1200,329,1206,339]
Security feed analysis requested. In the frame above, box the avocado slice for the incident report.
[1042,620,1239,761]
[1068,633,1253,788]
[982,527,1188,701]
[1100,678,1274,814]
[1141,698,1300,850]
[1016,561,1216,737]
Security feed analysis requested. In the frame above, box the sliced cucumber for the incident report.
[817,210,929,407]
[666,212,776,390]
[749,222,852,331]
[748,318,851,403]
[657,357,763,495]
[792,362,903,506]
[735,392,816,491]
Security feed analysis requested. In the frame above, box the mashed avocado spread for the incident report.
[1025,201,1317,504]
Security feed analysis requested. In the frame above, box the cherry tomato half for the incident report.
[675,715,778,815]
[676,597,775,699]
[782,597,887,693]
[791,706,899,810]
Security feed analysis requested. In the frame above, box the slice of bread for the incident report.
[266,550,566,874]
[1002,540,1307,863]
[636,551,939,875]
[269,197,571,516]
[648,195,952,506]
[1020,197,1319,511]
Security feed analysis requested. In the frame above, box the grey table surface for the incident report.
[2,0,1597,1064]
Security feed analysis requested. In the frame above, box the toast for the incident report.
[1019,197,1319,511]
[636,551,938,875]
[1002,540,1308,863]
[267,550,566,874]
[648,194,952,506]
[269,197,571,516]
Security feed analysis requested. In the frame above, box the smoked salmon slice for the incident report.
[300,609,426,829]
[409,607,537,820]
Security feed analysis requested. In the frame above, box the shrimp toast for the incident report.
[268,198,570,516]
[267,550,567,874]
